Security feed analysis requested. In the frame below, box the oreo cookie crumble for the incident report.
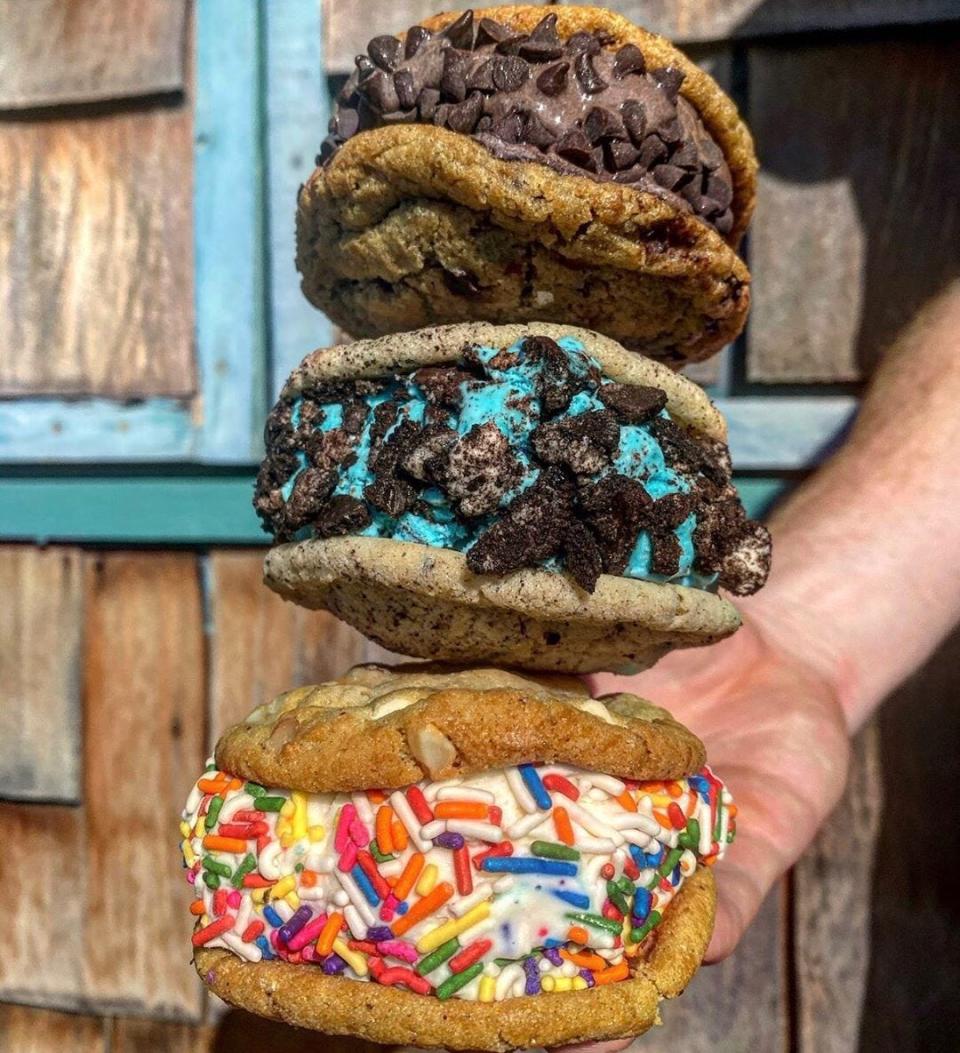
[255,335,770,596]
[321,11,735,235]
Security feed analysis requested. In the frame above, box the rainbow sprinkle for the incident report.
[180,763,734,1000]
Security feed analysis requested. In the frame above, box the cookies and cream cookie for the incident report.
[297,6,756,365]
[181,665,734,1049]
[255,323,770,672]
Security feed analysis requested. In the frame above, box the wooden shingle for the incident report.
[0,546,84,802]
[0,99,196,398]
[0,0,188,109]
[747,36,960,382]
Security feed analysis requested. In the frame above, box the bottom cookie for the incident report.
[196,868,714,1051]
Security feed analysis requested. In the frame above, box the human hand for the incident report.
[548,606,851,1052]
[590,601,851,963]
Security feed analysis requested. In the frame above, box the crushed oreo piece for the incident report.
[523,335,585,416]
[316,495,371,538]
[578,473,653,576]
[413,365,474,406]
[467,467,574,576]
[532,410,619,475]
[399,423,457,484]
[563,520,604,592]
[442,421,525,517]
[598,382,667,423]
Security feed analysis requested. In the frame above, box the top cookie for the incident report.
[297,5,756,365]
[214,663,706,792]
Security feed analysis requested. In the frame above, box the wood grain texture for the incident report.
[559,0,960,42]
[0,1004,105,1053]
[265,0,334,397]
[793,725,882,1053]
[0,0,187,109]
[0,546,84,802]
[111,1018,212,1053]
[0,553,206,1019]
[0,101,195,398]
[0,802,87,1005]
[82,554,205,1018]
[325,0,476,74]
[207,550,368,742]
[747,36,960,382]
[858,628,960,1052]
[194,0,265,461]
[634,883,788,1052]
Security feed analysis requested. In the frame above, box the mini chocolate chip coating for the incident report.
[321,10,735,235]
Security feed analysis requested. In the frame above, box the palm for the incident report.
[588,610,851,961]
[555,616,850,1053]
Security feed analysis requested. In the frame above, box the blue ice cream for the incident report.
[264,335,720,591]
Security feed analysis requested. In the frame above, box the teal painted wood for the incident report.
[0,0,268,466]
[194,0,267,463]
[0,399,193,462]
[0,476,787,544]
[265,0,333,399]
[719,396,859,469]
[0,476,264,544]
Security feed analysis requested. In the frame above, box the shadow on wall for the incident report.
[737,14,960,379]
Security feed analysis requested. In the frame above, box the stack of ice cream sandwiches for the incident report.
[180,7,769,1049]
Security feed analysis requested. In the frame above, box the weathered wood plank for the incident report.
[325,0,475,74]
[634,882,788,1052]
[0,546,84,801]
[81,553,206,1019]
[0,802,88,1005]
[858,628,960,1050]
[747,37,960,382]
[0,398,195,462]
[0,102,195,398]
[0,1004,105,1053]
[207,550,368,742]
[559,1,960,42]
[194,0,265,461]
[265,0,334,397]
[793,724,881,1053]
[325,0,960,68]
[0,0,187,109]
[111,1019,212,1053]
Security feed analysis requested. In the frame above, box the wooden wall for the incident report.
[1,1,959,1051]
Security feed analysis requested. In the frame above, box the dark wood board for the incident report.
[747,33,960,382]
